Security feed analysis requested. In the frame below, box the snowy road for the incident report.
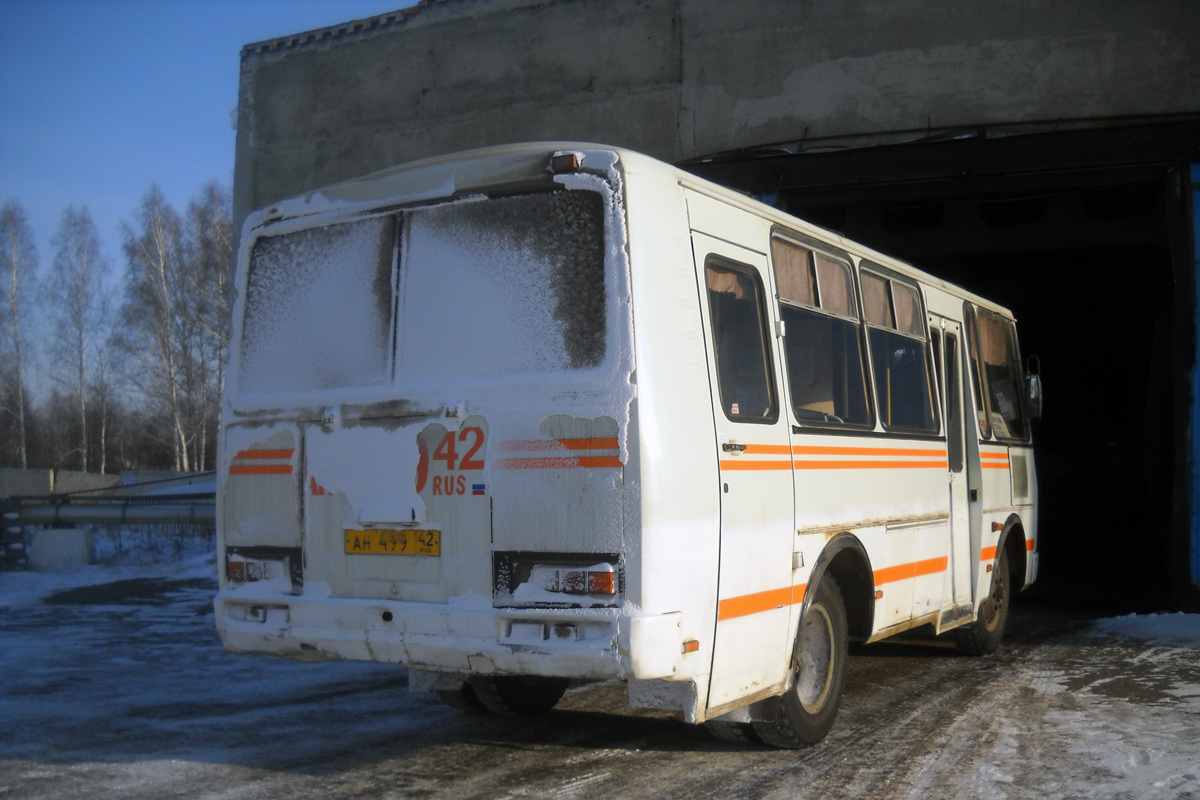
[2,560,1199,800]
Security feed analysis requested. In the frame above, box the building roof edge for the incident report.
[240,1,442,58]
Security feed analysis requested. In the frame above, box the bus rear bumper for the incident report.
[214,590,684,681]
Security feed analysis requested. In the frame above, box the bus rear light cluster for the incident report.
[536,564,616,596]
[227,556,285,584]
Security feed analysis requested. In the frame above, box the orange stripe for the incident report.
[981,462,1010,470]
[496,438,619,452]
[576,456,623,468]
[742,444,793,455]
[981,538,1035,561]
[980,452,1009,459]
[496,440,560,451]
[234,449,294,460]
[794,459,949,470]
[558,437,620,451]
[792,445,947,457]
[873,556,948,586]
[718,555,954,623]
[731,444,948,457]
[719,459,793,471]
[720,458,948,471]
[497,456,622,469]
[229,464,293,475]
[718,584,807,621]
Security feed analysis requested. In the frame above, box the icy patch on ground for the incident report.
[904,614,1200,800]
[1082,612,1200,648]
[1032,615,1200,799]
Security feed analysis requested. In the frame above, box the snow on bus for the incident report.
[215,143,1042,748]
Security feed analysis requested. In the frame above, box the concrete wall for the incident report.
[27,528,93,570]
[52,471,121,495]
[678,0,1199,156]
[0,468,52,498]
[234,0,1200,227]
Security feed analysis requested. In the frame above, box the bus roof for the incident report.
[248,141,1017,321]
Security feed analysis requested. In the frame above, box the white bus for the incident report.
[215,143,1041,747]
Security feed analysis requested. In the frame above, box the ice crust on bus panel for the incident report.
[216,143,1038,745]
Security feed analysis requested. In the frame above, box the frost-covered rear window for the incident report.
[397,191,605,381]
[240,217,395,393]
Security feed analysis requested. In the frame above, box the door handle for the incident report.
[722,443,747,452]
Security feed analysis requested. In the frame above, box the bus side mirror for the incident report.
[1025,356,1043,421]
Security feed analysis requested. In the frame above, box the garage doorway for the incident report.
[684,120,1198,609]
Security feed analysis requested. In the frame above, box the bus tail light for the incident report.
[555,565,616,596]
[527,563,616,596]
[586,570,615,595]
[494,552,622,607]
[226,553,288,586]
[550,151,583,173]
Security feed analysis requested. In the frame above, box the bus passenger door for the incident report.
[937,318,975,613]
[691,232,796,715]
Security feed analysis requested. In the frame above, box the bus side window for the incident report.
[770,238,872,427]
[705,259,777,423]
[973,307,1029,441]
[862,271,939,433]
[964,305,992,438]
[946,333,964,472]
[930,328,943,415]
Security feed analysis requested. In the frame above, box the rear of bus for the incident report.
[215,146,685,704]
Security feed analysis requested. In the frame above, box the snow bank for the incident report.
[0,524,215,607]
[0,549,215,607]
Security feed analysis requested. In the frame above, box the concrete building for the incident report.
[234,0,1200,606]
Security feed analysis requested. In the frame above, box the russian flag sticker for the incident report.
[472,484,486,496]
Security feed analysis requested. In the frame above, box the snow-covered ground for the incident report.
[1051,613,1200,799]
[2,541,1199,800]
[1085,612,1200,649]
[0,544,215,608]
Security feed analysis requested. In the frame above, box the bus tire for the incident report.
[469,676,570,717]
[957,546,1011,656]
[704,720,762,745]
[753,576,848,749]
[438,682,486,713]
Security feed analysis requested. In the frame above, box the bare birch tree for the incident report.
[0,200,36,468]
[46,205,110,471]
[120,185,192,471]
[186,182,233,467]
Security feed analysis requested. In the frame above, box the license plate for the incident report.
[344,529,440,556]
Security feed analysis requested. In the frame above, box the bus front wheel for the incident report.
[753,576,848,748]
[957,547,1011,656]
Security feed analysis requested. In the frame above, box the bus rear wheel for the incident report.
[704,720,762,745]
[469,676,570,717]
[957,547,1011,656]
[438,682,486,713]
[753,576,848,749]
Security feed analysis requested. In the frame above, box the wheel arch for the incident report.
[999,513,1030,592]
[806,533,875,642]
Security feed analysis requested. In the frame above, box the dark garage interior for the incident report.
[685,119,1200,611]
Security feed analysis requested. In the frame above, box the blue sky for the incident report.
[0,0,416,278]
